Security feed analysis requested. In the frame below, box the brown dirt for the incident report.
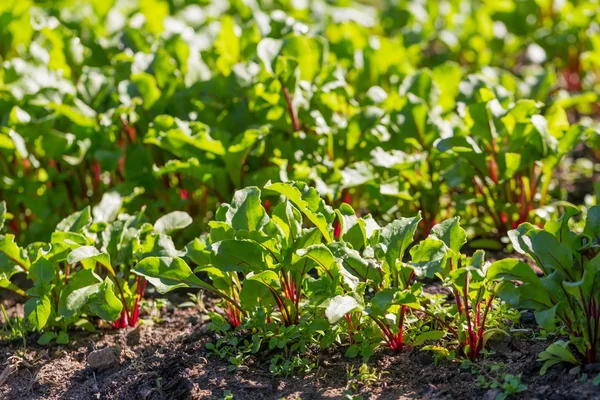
[1,297,600,400]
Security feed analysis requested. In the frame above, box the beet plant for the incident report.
[325,215,508,359]
[65,207,193,329]
[424,218,510,360]
[134,182,343,329]
[1,206,124,342]
[0,199,194,341]
[438,93,583,237]
[324,211,426,355]
[489,205,600,370]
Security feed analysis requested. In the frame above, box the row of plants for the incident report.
[0,198,193,343]
[3,183,599,375]
[1,0,599,244]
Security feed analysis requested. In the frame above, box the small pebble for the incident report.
[87,347,119,370]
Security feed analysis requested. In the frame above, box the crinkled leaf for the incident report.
[0,234,30,271]
[377,214,421,267]
[266,182,333,243]
[88,278,123,322]
[370,288,419,315]
[58,269,103,318]
[409,238,447,278]
[221,187,269,232]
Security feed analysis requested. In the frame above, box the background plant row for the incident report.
[1,0,599,245]
[3,180,600,376]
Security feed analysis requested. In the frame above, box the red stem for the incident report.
[476,297,494,354]
[281,84,300,132]
[462,273,476,359]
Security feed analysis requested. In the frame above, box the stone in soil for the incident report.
[87,347,120,370]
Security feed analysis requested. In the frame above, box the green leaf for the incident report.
[147,116,226,157]
[210,240,269,273]
[487,259,553,308]
[370,289,419,315]
[239,270,279,310]
[534,305,558,333]
[214,15,240,75]
[131,72,161,110]
[257,38,284,75]
[154,211,193,234]
[258,36,327,82]
[134,233,186,260]
[345,345,360,358]
[584,205,600,240]
[220,187,269,232]
[271,200,303,246]
[56,331,69,345]
[538,341,579,375]
[412,331,445,346]
[0,234,30,271]
[329,242,380,284]
[24,295,52,331]
[296,244,339,279]
[56,207,91,233]
[133,256,216,294]
[543,206,579,247]
[487,259,541,286]
[266,182,333,243]
[509,226,573,276]
[67,246,113,275]
[37,331,57,345]
[92,192,123,224]
[429,217,466,253]
[325,295,362,324]
[29,257,54,288]
[88,278,123,322]
[409,238,448,278]
[224,128,270,186]
[378,215,421,268]
[335,204,367,250]
[503,152,521,179]
[0,201,5,230]
[58,269,103,318]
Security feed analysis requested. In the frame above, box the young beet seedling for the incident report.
[135,182,342,330]
[1,206,124,343]
[438,92,582,237]
[490,205,600,370]
[327,215,506,359]
[420,218,509,360]
[325,210,428,355]
[55,205,192,330]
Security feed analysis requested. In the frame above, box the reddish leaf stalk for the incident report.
[281,84,300,132]
[462,275,477,359]
[345,313,356,344]
[279,271,301,325]
[92,160,101,194]
[454,266,494,360]
[128,276,148,328]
